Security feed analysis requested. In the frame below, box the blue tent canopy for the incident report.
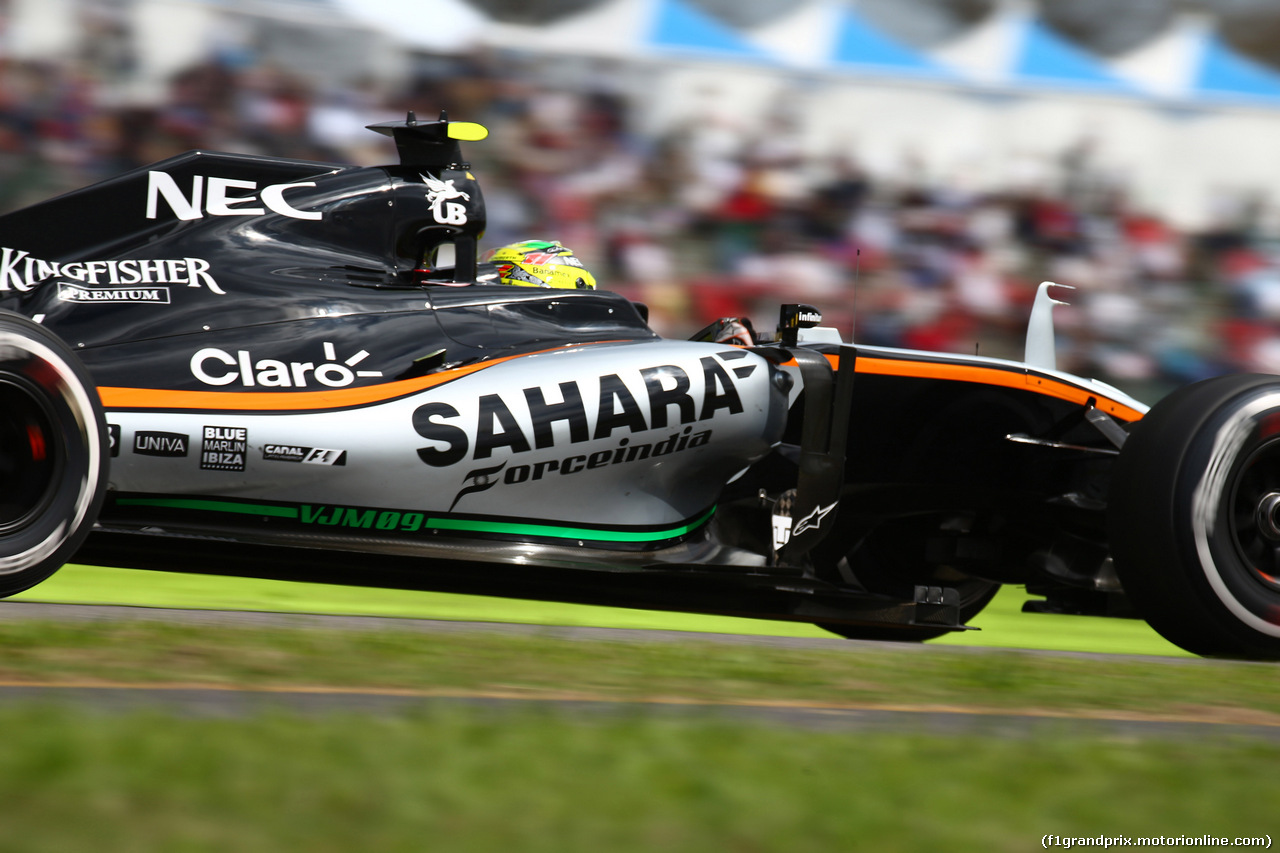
[647,0,774,62]
[1196,33,1280,102]
[828,7,953,78]
[1015,20,1134,93]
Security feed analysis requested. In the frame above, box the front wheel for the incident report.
[0,312,109,597]
[1109,374,1280,658]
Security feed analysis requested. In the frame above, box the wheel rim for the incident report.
[1229,437,1280,593]
[0,376,60,535]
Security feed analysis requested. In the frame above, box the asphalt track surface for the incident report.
[2,601,1277,740]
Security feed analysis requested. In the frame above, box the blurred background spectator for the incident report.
[9,0,1280,402]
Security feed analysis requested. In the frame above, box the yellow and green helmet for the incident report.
[482,240,596,290]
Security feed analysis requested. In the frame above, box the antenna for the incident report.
[850,248,860,344]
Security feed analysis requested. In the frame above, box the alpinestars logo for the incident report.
[771,498,836,551]
[791,502,837,538]
[191,342,383,388]
[422,174,469,225]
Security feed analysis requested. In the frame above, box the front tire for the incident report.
[1110,374,1280,658]
[0,312,108,597]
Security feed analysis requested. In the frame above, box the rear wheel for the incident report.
[0,312,108,597]
[1109,374,1280,658]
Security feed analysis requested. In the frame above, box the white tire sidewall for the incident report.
[1191,390,1280,638]
[0,330,102,575]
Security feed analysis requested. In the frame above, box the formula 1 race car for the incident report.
[3,112,1280,659]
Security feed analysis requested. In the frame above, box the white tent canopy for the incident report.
[1110,13,1208,99]
[479,0,653,60]
[745,1,956,80]
[743,0,840,71]
[3,0,80,60]
[332,0,489,51]
[319,0,1280,232]
[1110,13,1280,105]
[930,0,1133,94]
[477,0,776,65]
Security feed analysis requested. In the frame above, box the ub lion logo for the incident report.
[422,174,470,226]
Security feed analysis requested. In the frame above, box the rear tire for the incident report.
[0,312,108,597]
[1109,374,1280,658]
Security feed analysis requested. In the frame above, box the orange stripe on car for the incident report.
[97,344,601,412]
[851,355,1145,421]
[100,366,481,412]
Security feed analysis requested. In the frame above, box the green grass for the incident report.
[0,608,1271,851]
[0,621,1270,718]
[14,563,1188,657]
[0,706,1275,853]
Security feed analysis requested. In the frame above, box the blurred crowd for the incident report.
[4,43,1280,401]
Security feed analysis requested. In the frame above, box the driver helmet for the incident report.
[482,240,596,290]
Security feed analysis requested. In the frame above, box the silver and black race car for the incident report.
[2,112,1279,659]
